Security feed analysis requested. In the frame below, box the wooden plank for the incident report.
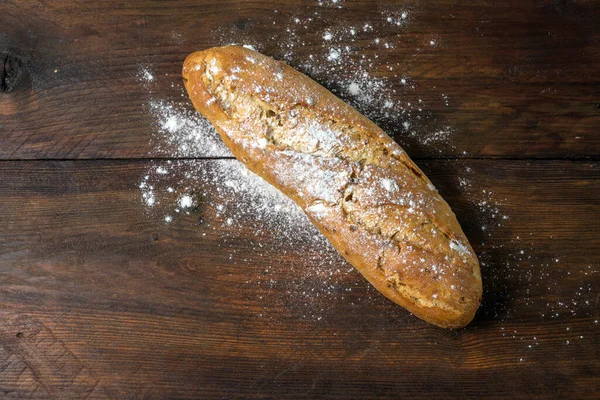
[1,0,599,160]
[0,159,598,398]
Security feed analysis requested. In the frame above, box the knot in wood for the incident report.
[0,52,26,93]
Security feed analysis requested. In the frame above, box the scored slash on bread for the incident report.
[182,46,482,328]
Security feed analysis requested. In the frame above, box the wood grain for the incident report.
[0,160,598,399]
[1,0,599,398]
[0,0,599,160]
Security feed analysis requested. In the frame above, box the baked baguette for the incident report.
[182,46,482,328]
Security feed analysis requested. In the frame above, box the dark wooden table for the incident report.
[1,1,599,398]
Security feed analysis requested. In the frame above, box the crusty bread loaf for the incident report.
[182,46,482,328]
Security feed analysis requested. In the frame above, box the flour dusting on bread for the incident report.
[182,46,482,327]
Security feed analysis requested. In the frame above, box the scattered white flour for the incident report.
[138,153,352,320]
[138,67,155,83]
[326,48,341,61]
[451,162,597,362]
[383,9,410,26]
[139,175,156,207]
[408,125,455,153]
[212,1,455,152]
[138,7,455,322]
[141,159,314,237]
[134,2,597,335]
[317,0,344,8]
[347,82,360,96]
[148,100,231,157]
[178,194,194,209]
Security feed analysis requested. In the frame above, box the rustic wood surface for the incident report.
[1,0,599,160]
[1,0,599,399]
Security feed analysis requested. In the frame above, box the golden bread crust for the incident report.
[183,46,482,328]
